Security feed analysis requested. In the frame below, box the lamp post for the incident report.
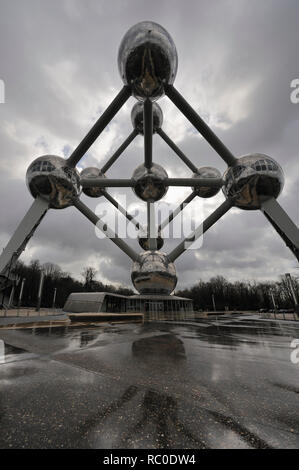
[17,278,25,309]
[212,294,216,312]
[36,270,45,312]
[52,287,57,310]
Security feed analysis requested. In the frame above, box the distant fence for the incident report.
[0,308,62,318]
[260,311,298,321]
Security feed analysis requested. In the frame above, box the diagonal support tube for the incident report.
[101,129,138,173]
[159,191,197,231]
[73,198,140,262]
[165,85,237,167]
[144,99,153,169]
[168,198,234,262]
[67,86,131,167]
[261,198,299,262]
[103,192,141,230]
[156,128,198,173]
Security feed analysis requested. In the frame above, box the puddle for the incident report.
[179,317,299,351]
[132,334,186,360]
[17,324,114,353]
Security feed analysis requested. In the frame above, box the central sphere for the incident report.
[192,167,222,198]
[223,153,284,210]
[131,102,163,134]
[118,21,178,101]
[26,155,80,209]
[132,163,168,202]
[81,167,106,198]
[131,251,177,295]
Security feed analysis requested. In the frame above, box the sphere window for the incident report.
[32,162,42,172]
[253,159,278,172]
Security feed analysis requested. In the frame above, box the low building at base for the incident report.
[63,292,194,321]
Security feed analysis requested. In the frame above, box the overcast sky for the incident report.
[0,0,298,290]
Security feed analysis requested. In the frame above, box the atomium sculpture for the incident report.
[0,21,299,299]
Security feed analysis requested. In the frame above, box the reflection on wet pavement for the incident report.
[0,339,36,364]
[132,334,186,360]
[0,315,298,448]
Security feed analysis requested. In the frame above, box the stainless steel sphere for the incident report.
[80,167,106,198]
[132,163,168,202]
[223,154,284,210]
[192,167,222,198]
[131,101,163,134]
[26,155,80,209]
[131,251,177,295]
[138,229,164,250]
[118,21,178,101]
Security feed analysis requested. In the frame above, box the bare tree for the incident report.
[42,262,62,279]
[81,266,97,291]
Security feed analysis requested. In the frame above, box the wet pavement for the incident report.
[0,314,298,449]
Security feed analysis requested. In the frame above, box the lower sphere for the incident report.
[131,251,177,295]
[138,231,164,250]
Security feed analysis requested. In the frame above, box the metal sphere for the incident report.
[80,167,106,198]
[132,163,168,202]
[131,251,177,295]
[118,21,178,101]
[138,230,164,250]
[223,153,284,210]
[131,101,163,134]
[26,155,80,209]
[193,167,222,198]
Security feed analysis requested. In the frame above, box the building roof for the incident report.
[129,294,192,301]
[66,292,127,301]
[66,292,192,302]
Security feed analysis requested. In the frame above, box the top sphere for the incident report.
[131,101,163,134]
[223,153,284,210]
[26,155,80,209]
[118,21,178,101]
